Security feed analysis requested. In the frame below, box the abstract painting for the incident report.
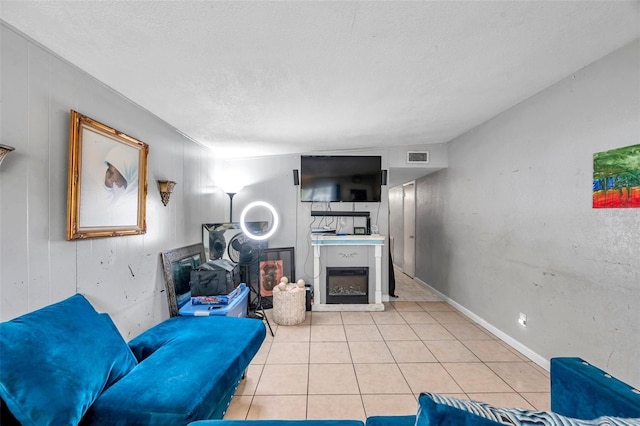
[593,144,640,208]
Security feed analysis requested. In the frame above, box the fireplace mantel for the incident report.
[310,234,385,312]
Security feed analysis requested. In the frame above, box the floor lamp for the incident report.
[226,192,236,222]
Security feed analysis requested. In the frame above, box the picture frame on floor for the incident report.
[260,247,295,296]
[161,243,206,317]
[259,259,283,297]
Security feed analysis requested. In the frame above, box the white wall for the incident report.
[414,40,640,387]
[0,16,399,344]
[0,23,228,338]
[224,142,449,298]
[0,21,402,337]
[224,150,392,298]
[6,20,637,388]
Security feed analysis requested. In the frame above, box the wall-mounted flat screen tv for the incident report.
[300,155,382,202]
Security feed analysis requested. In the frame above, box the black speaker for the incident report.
[293,169,300,186]
[381,169,388,186]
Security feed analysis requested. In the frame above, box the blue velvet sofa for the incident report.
[190,358,640,426]
[0,293,266,425]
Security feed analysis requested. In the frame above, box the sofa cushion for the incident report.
[417,393,640,426]
[0,294,137,425]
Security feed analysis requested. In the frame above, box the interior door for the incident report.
[403,182,416,277]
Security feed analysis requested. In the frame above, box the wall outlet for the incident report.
[518,312,527,327]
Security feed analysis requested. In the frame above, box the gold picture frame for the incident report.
[66,110,149,240]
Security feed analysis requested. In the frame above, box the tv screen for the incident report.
[300,155,382,202]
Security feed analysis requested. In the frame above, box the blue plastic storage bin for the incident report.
[179,284,249,318]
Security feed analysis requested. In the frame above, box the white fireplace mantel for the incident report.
[311,234,385,311]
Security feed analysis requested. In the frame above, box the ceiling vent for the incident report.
[407,151,429,164]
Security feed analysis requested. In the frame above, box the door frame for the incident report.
[402,181,416,278]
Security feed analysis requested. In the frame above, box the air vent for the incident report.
[407,151,429,164]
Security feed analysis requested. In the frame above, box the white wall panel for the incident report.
[26,41,51,311]
[0,23,216,338]
[1,26,30,319]
[48,51,81,304]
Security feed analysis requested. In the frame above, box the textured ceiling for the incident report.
[1,1,639,159]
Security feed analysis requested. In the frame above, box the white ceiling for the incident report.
[1,1,639,160]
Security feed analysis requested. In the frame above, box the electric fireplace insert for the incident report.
[326,267,369,304]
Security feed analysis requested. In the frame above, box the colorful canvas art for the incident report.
[593,144,640,208]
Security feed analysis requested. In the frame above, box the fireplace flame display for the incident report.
[326,267,368,304]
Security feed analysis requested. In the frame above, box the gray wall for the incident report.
[222,144,449,299]
[223,151,391,298]
[4,19,638,387]
[0,23,227,338]
[414,40,640,387]
[0,22,404,338]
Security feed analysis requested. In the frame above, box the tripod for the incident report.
[243,265,274,336]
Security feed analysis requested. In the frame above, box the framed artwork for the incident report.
[260,247,295,296]
[259,259,283,296]
[161,243,206,317]
[66,110,149,240]
[593,143,640,208]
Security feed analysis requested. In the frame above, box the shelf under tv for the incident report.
[310,211,370,217]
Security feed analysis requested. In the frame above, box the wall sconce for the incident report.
[0,144,15,167]
[158,180,176,206]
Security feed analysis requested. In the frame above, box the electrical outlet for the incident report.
[518,312,527,327]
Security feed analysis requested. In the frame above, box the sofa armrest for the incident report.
[550,357,640,420]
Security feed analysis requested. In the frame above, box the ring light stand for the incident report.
[240,201,279,336]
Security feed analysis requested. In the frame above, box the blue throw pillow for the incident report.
[0,294,137,425]
[417,393,640,426]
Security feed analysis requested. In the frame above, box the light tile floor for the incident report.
[225,269,551,421]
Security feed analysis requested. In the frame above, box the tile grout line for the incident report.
[237,272,550,420]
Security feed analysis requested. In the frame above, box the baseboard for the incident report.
[414,277,550,372]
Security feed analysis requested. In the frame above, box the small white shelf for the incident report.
[310,234,385,245]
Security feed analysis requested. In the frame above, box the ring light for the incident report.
[240,201,279,241]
